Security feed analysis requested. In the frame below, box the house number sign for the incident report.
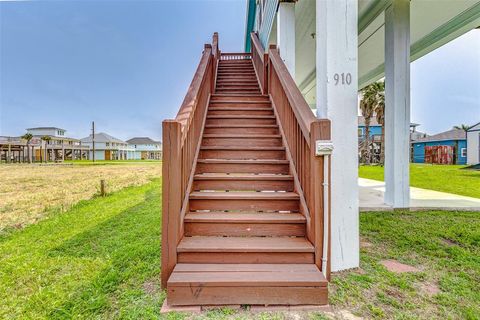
[333,73,352,85]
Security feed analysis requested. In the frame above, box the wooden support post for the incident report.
[100,179,106,196]
[161,120,182,289]
[310,120,331,280]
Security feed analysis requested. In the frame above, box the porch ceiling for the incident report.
[291,0,480,106]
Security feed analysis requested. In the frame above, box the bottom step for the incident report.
[167,264,328,306]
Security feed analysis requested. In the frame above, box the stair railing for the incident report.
[161,34,219,288]
[250,32,268,94]
[250,32,332,278]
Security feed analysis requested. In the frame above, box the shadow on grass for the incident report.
[47,187,163,319]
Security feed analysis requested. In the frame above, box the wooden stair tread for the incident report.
[184,212,305,223]
[194,173,292,179]
[207,115,274,119]
[200,146,285,150]
[189,191,299,200]
[197,159,289,164]
[168,264,326,287]
[203,134,280,138]
[205,124,278,128]
[177,236,313,253]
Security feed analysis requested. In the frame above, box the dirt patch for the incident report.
[142,279,160,296]
[420,282,441,296]
[380,260,419,273]
[441,237,461,247]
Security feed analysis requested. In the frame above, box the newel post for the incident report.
[161,120,182,289]
[310,119,332,280]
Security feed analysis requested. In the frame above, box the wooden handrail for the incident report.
[250,32,269,94]
[269,47,317,145]
[267,44,331,278]
[161,35,219,289]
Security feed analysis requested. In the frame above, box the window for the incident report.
[358,128,364,137]
[106,142,110,147]
[461,148,467,157]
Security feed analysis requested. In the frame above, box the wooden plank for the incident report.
[168,271,327,287]
[184,212,305,223]
[161,120,182,289]
[177,252,314,264]
[192,178,294,191]
[184,221,305,237]
[199,149,286,160]
[167,286,327,306]
[173,263,318,273]
[189,191,298,200]
[177,236,313,253]
[189,198,299,211]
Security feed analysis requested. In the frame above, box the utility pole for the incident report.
[92,121,95,163]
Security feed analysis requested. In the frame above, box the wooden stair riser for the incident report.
[202,137,282,147]
[199,149,286,160]
[192,178,294,191]
[215,89,262,94]
[211,95,269,102]
[208,102,272,108]
[167,286,327,306]
[208,109,273,116]
[206,118,276,125]
[195,162,289,174]
[177,252,314,264]
[189,198,299,212]
[204,126,279,135]
[185,222,305,237]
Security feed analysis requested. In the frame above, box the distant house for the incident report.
[81,132,135,160]
[26,127,88,161]
[358,116,426,162]
[412,128,467,165]
[126,137,162,160]
[467,122,480,165]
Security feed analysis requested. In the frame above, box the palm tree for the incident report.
[372,82,385,164]
[41,136,51,162]
[21,133,33,163]
[360,81,385,164]
[454,124,471,132]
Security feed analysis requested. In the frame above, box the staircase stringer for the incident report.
[178,94,212,237]
[269,95,313,245]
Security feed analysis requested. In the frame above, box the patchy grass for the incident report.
[359,164,480,198]
[2,176,478,319]
[331,210,480,319]
[0,180,163,319]
[0,162,161,233]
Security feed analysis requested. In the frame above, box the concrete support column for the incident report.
[315,0,359,271]
[384,0,410,208]
[277,1,296,77]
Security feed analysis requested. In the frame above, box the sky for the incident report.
[0,1,479,141]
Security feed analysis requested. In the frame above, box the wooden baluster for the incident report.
[161,120,182,289]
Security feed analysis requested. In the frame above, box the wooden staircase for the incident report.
[162,33,331,307]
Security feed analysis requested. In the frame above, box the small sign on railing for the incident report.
[316,140,334,156]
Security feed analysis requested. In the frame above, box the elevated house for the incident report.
[160,0,480,308]
[81,132,135,160]
[467,122,480,165]
[358,116,427,162]
[126,137,162,160]
[412,128,467,164]
[26,127,89,161]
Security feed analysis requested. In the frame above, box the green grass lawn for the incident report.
[1,179,479,319]
[359,164,480,198]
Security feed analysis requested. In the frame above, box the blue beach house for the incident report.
[412,128,467,164]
